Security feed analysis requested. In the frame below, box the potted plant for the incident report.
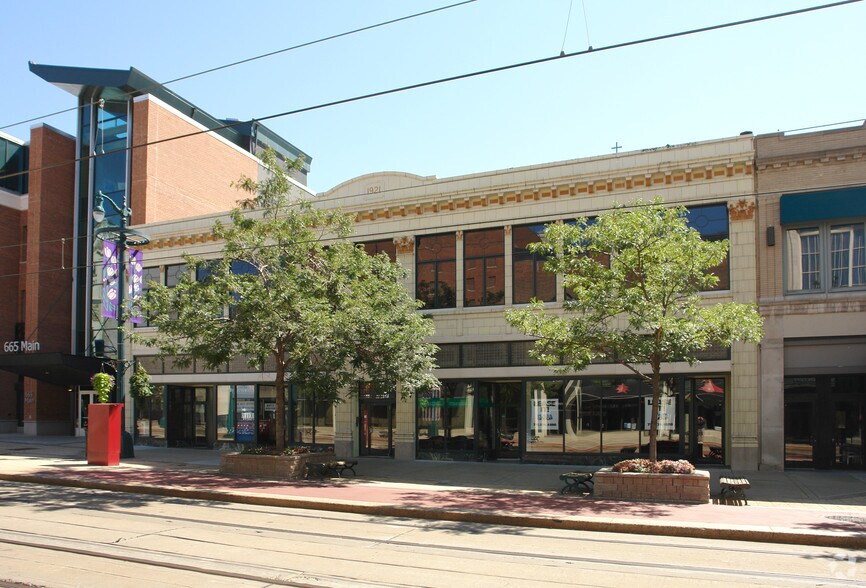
[129,362,153,401]
[90,372,114,403]
[87,372,122,466]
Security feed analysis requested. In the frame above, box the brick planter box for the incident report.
[220,451,336,480]
[593,468,710,503]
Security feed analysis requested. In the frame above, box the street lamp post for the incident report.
[93,190,149,459]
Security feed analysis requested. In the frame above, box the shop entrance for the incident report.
[785,376,865,469]
[476,381,522,460]
[167,386,214,447]
[359,385,395,457]
[76,390,97,437]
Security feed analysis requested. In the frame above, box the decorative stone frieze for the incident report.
[728,198,756,221]
[394,236,414,254]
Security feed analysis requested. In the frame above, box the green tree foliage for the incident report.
[506,199,763,462]
[136,150,438,450]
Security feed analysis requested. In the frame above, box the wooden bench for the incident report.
[305,460,358,479]
[559,472,594,495]
[719,476,750,504]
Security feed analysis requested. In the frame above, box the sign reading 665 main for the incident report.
[3,340,40,353]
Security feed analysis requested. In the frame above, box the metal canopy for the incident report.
[0,353,108,387]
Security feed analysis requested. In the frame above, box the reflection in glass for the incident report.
[786,227,821,291]
[216,385,235,441]
[527,381,564,452]
[464,228,504,306]
[830,224,866,288]
[513,224,556,303]
[416,234,457,309]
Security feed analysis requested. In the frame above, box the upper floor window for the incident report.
[165,263,188,288]
[362,239,397,262]
[464,228,504,307]
[686,204,729,291]
[513,224,556,304]
[786,221,865,292]
[416,233,456,309]
[134,266,161,327]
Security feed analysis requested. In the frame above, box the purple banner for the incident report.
[101,241,119,319]
[128,248,143,324]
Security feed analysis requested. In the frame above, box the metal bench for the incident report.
[719,476,750,505]
[305,460,358,479]
[559,472,594,495]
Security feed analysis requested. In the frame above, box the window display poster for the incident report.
[531,399,559,433]
[645,396,676,431]
[236,385,256,442]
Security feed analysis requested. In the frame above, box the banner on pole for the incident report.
[101,241,119,319]
[128,248,143,324]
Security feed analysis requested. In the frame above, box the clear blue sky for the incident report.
[1,0,863,193]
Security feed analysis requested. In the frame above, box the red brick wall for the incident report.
[24,125,76,426]
[0,202,24,425]
[131,98,259,225]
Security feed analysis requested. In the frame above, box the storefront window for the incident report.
[235,385,256,443]
[137,386,165,440]
[292,387,334,446]
[527,381,564,452]
[216,385,235,441]
[598,378,641,453]
[687,377,723,461]
[258,385,276,445]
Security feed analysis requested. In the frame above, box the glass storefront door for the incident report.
[476,381,522,460]
[76,390,97,437]
[359,384,395,457]
[167,386,214,447]
[785,375,865,469]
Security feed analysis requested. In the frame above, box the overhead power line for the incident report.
[0,0,861,186]
[0,0,478,132]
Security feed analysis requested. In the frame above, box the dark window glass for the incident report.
[165,263,188,287]
[686,204,730,290]
[513,224,556,303]
[416,234,456,309]
[363,239,397,262]
[465,228,504,306]
[136,267,160,327]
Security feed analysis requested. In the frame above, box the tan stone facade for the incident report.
[756,123,866,470]
[133,135,764,469]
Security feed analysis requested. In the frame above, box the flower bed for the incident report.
[220,450,336,480]
[593,460,709,503]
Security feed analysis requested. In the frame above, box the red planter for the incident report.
[87,403,123,466]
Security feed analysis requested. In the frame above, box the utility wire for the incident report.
[0,110,863,259]
[560,0,575,56]
[0,0,477,132]
[4,177,866,282]
[0,0,860,186]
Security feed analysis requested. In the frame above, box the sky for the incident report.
[1,0,864,194]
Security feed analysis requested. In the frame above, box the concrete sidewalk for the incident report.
[1,434,865,549]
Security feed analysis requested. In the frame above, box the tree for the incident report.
[135,150,438,451]
[505,199,763,462]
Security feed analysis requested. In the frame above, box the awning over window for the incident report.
[0,353,107,387]
[780,186,866,224]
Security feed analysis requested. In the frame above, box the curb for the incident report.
[2,472,864,550]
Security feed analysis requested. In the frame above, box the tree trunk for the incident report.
[648,358,661,463]
[274,345,286,452]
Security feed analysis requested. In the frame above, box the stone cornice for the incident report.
[756,147,865,172]
[350,159,753,224]
[139,232,218,251]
